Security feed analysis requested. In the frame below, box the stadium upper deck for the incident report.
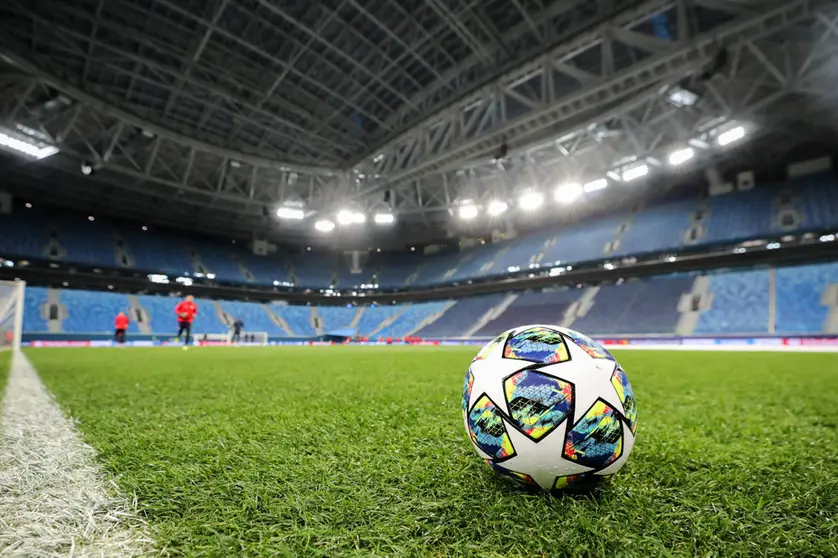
[2,173,837,291]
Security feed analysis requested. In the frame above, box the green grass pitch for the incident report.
[21,347,838,557]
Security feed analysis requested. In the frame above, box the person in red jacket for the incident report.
[114,312,129,345]
[175,295,198,348]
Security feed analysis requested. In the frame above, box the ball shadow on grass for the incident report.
[487,469,607,501]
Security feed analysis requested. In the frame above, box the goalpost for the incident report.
[0,279,25,351]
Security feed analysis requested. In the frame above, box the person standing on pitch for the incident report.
[231,317,244,345]
[174,295,198,350]
[114,311,129,346]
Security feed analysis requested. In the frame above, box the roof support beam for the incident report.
[332,0,816,212]
[163,0,229,118]
[252,0,418,111]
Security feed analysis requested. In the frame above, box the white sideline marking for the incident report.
[0,351,153,557]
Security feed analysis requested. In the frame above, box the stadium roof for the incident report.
[0,0,837,245]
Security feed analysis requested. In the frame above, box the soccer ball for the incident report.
[462,325,637,494]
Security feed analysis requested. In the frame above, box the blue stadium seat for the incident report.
[56,216,118,266]
[571,277,692,335]
[61,290,137,333]
[694,270,770,334]
[136,294,224,335]
[317,306,357,332]
[476,290,582,336]
[794,174,838,231]
[0,211,49,259]
[355,306,402,336]
[122,229,193,274]
[376,302,449,338]
[412,252,461,286]
[447,244,504,282]
[272,305,317,336]
[363,254,422,288]
[419,293,506,337]
[486,232,552,275]
[540,215,624,265]
[220,300,285,335]
[236,253,289,286]
[775,262,838,333]
[23,286,48,332]
[615,199,696,256]
[702,190,775,244]
[191,240,247,283]
[288,253,339,287]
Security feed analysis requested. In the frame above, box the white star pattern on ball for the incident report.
[468,355,528,414]
[500,418,595,490]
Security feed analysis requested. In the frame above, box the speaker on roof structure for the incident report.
[737,171,755,191]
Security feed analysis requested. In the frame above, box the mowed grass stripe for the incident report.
[27,347,838,557]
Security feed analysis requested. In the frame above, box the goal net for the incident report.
[0,280,25,351]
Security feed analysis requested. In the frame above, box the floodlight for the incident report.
[81,162,94,175]
[458,204,478,220]
[315,219,335,232]
[555,183,583,204]
[667,87,699,107]
[518,191,544,210]
[717,126,745,146]
[487,200,508,216]
[621,164,649,182]
[337,210,352,225]
[583,178,608,192]
[337,210,365,225]
[0,131,58,159]
[276,206,305,220]
[668,147,695,166]
[374,212,395,224]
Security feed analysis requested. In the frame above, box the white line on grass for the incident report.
[0,351,154,557]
